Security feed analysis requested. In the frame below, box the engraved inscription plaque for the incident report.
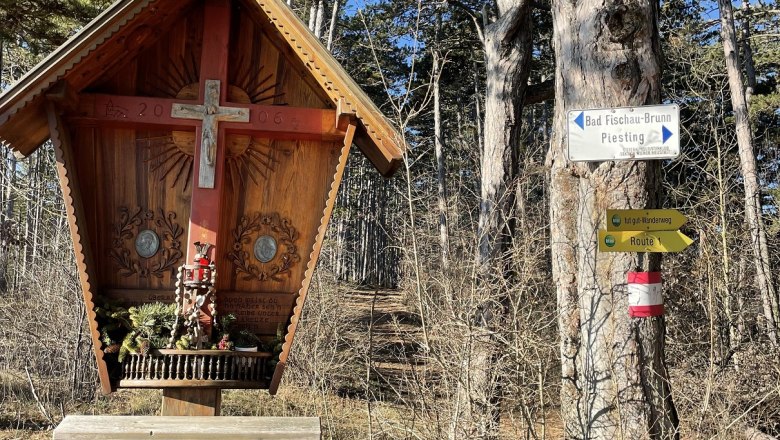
[254,235,278,263]
[135,229,160,258]
[220,292,296,334]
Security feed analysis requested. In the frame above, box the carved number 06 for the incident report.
[257,111,284,125]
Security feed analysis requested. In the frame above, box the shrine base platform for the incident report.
[53,415,321,439]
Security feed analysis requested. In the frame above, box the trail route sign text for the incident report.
[599,230,693,253]
[607,209,687,231]
[568,104,680,161]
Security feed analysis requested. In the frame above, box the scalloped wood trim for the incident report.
[46,102,112,394]
[268,123,356,395]
[251,0,403,166]
[0,0,152,128]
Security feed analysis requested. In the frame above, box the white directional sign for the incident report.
[567,104,680,162]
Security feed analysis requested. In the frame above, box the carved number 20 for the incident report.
[138,103,164,117]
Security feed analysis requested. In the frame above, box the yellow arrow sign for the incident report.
[606,209,687,231]
[599,230,694,253]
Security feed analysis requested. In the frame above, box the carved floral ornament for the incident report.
[228,212,300,282]
[110,207,184,278]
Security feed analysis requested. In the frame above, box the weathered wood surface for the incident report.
[161,389,221,416]
[53,416,321,439]
[46,102,112,394]
[269,122,355,394]
[118,349,272,389]
[71,94,344,140]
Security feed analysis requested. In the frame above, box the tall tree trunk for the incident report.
[453,1,533,438]
[548,0,679,438]
[308,2,317,32]
[314,0,325,38]
[476,1,532,275]
[433,11,450,272]
[718,0,779,345]
[0,36,4,90]
[741,0,757,105]
[326,0,340,50]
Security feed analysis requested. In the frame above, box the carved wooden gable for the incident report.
[0,0,403,395]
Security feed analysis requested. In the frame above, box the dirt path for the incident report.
[339,289,435,400]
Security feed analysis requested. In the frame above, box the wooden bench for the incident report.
[53,416,321,439]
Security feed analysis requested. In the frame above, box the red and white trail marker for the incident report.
[628,272,663,317]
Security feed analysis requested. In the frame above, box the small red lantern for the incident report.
[191,242,212,282]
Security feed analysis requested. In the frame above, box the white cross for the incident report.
[171,79,250,189]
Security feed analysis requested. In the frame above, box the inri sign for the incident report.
[567,104,680,162]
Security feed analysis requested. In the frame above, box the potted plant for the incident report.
[234,329,261,352]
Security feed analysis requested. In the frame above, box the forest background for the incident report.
[1,0,780,439]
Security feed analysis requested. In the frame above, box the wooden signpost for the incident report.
[0,0,404,418]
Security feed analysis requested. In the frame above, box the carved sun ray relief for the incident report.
[0,0,404,411]
[137,56,290,192]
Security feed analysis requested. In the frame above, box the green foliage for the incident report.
[127,302,177,339]
[0,0,112,53]
[234,329,261,349]
[95,300,130,347]
[219,312,237,334]
[175,335,192,351]
[116,302,179,361]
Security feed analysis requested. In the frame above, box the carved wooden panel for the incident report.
[218,139,341,296]
[110,207,184,278]
[227,212,300,282]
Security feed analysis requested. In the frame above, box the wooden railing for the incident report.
[119,349,273,389]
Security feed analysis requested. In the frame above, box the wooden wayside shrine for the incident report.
[0,0,403,416]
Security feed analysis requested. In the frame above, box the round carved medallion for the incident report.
[135,229,160,258]
[254,235,278,263]
[228,213,300,282]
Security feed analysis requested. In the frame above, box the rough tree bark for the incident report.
[547,0,679,438]
[718,0,779,345]
[308,2,317,32]
[453,0,533,438]
[476,1,532,275]
[314,0,325,38]
[741,0,757,105]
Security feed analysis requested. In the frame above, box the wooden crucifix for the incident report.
[172,79,249,189]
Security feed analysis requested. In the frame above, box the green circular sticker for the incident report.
[604,235,616,247]
[611,214,621,227]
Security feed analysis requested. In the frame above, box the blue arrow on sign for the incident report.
[574,112,585,130]
[662,126,673,144]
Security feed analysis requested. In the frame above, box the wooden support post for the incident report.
[161,388,222,416]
